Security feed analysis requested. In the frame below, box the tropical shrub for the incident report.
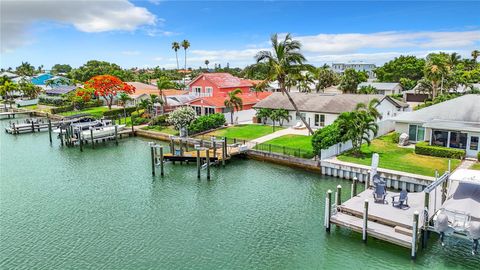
[150,115,169,126]
[167,107,196,130]
[133,117,150,126]
[38,94,66,106]
[188,113,226,134]
[391,132,401,144]
[51,105,74,114]
[415,141,465,159]
[103,107,137,118]
[311,122,343,155]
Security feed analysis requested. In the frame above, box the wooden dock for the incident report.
[0,110,34,119]
[326,174,446,256]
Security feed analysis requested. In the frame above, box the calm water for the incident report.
[0,119,478,269]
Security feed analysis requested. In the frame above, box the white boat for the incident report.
[80,125,125,140]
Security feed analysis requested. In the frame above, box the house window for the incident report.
[314,114,325,127]
[432,130,449,147]
[408,124,425,141]
[193,86,201,95]
[296,112,306,121]
[205,87,213,97]
[449,132,467,149]
[470,136,479,151]
[204,107,215,115]
[192,106,202,115]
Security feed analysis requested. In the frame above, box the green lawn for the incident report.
[470,163,480,170]
[257,134,314,158]
[337,133,461,177]
[141,125,179,135]
[200,124,284,140]
[59,106,109,118]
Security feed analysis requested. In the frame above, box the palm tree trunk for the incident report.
[281,88,314,134]
[183,49,187,89]
[230,109,234,124]
[175,51,179,70]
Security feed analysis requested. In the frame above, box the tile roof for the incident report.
[189,92,272,107]
[189,73,254,88]
[45,85,77,95]
[254,93,384,114]
[126,82,188,98]
[358,82,401,90]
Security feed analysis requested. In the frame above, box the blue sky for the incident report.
[1,0,479,69]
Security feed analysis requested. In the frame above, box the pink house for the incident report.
[188,73,254,97]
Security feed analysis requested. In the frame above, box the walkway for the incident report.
[455,159,476,171]
[250,127,311,144]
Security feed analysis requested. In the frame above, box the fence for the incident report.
[320,140,353,159]
[223,109,256,124]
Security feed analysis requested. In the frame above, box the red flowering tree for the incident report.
[84,75,135,109]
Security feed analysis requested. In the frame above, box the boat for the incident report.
[52,118,112,134]
[5,118,48,133]
[432,169,480,254]
[80,125,126,140]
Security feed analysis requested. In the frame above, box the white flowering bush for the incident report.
[167,106,196,130]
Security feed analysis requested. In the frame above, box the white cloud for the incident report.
[1,0,156,52]
[153,56,163,61]
[122,50,141,56]
[297,31,480,54]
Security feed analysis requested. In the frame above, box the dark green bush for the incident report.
[391,132,400,144]
[478,151,480,161]
[38,95,66,106]
[103,107,137,118]
[133,117,150,126]
[51,105,74,114]
[415,141,465,159]
[150,115,168,126]
[131,109,145,118]
[188,113,226,134]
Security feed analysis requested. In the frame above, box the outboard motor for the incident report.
[434,213,450,247]
[468,222,480,255]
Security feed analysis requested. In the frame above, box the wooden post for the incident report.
[222,137,227,167]
[114,125,118,145]
[352,177,358,197]
[422,191,430,248]
[90,129,94,149]
[441,178,448,204]
[150,144,155,176]
[213,141,217,159]
[159,146,164,177]
[448,159,451,173]
[196,149,201,179]
[363,199,369,243]
[170,139,175,154]
[31,120,34,133]
[206,149,211,180]
[131,124,135,136]
[48,119,52,143]
[412,211,419,260]
[365,170,370,190]
[59,127,64,146]
[79,133,83,152]
[325,190,332,233]
[336,185,342,206]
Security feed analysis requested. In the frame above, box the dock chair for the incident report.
[392,190,408,208]
[373,184,387,204]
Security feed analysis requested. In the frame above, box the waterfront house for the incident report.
[124,82,187,107]
[358,82,403,95]
[392,94,480,158]
[253,93,406,129]
[0,71,19,79]
[45,85,78,96]
[188,92,272,115]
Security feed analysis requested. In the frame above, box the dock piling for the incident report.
[336,185,342,206]
[351,177,358,197]
[325,190,332,233]
[79,134,83,152]
[222,137,227,167]
[159,146,164,177]
[31,121,35,133]
[48,119,52,143]
[206,149,211,180]
[422,192,430,248]
[365,170,370,190]
[114,125,118,145]
[196,149,201,179]
[150,143,155,176]
[363,199,369,243]
[59,127,64,146]
[411,211,419,260]
[90,129,94,149]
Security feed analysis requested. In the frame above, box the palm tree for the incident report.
[16,62,35,76]
[424,63,443,98]
[149,94,159,116]
[448,52,461,68]
[118,93,131,121]
[275,109,292,126]
[224,88,243,124]
[336,111,378,156]
[472,50,479,63]
[0,81,18,109]
[156,76,175,114]
[255,33,314,134]
[205,60,210,70]
[181,40,190,87]
[255,108,272,124]
[172,42,180,70]
[138,99,151,116]
[355,98,381,119]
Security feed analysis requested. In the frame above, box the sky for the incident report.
[1,0,479,70]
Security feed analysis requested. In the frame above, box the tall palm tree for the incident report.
[424,63,443,98]
[181,40,191,87]
[255,33,314,134]
[16,62,35,76]
[156,76,175,113]
[355,98,380,119]
[205,60,210,70]
[118,93,131,121]
[472,50,480,63]
[171,42,180,70]
[0,81,18,109]
[149,94,159,116]
[275,109,292,126]
[138,99,151,116]
[224,88,243,124]
[448,52,461,68]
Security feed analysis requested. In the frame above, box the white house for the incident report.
[392,94,480,158]
[331,62,376,78]
[358,82,403,95]
[253,93,407,129]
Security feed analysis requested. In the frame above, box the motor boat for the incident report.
[80,124,126,140]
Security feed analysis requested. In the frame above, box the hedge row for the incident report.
[188,113,226,134]
[38,95,66,106]
[51,105,74,114]
[415,141,465,159]
[103,107,138,118]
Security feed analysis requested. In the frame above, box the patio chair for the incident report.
[293,121,305,130]
[392,190,409,208]
[373,184,387,204]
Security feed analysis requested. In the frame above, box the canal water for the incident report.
[0,120,478,269]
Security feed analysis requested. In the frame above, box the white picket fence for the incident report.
[224,109,256,124]
[320,119,395,159]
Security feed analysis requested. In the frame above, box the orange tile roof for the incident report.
[189,73,254,89]
[188,92,272,108]
[126,82,187,98]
